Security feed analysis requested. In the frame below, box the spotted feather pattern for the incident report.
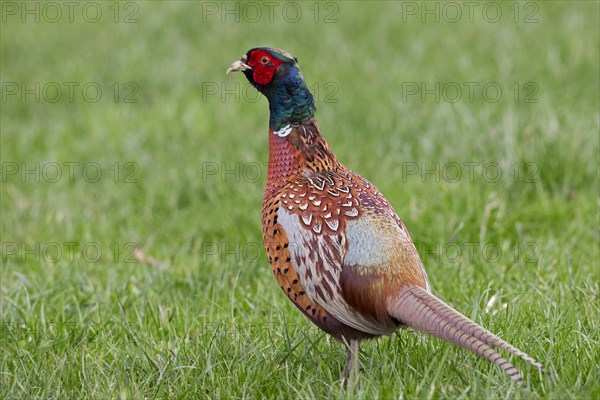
[280,171,360,235]
[230,48,545,382]
[278,203,397,336]
[262,191,375,341]
[258,117,543,382]
[261,120,426,336]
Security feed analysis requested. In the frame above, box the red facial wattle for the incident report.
[248,50,283,85]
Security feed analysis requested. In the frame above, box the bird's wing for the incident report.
[278,203,391,335]
[276,171,426,335]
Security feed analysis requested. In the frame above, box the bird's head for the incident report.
[227,47,299,91]
[228,47,315,131]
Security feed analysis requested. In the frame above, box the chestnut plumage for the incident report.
[228,47,545,384]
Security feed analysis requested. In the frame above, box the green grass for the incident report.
[1,1,599,398]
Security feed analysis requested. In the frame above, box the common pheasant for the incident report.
[227,47,545,383]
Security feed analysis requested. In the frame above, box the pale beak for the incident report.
[227,60,251,74]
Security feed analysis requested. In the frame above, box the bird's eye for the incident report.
[260,56,270,65]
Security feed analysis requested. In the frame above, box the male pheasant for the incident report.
[227,47,544,383]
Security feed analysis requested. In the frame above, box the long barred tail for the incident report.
[386,285,545,384]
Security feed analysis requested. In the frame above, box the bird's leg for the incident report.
[342,339,361,381]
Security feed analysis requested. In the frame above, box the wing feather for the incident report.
[278,205,390,335]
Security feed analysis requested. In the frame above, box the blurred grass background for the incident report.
[1,1,599,398]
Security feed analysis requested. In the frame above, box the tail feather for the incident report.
[387,285,544,384]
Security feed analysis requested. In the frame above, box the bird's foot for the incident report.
[342,362,365,380]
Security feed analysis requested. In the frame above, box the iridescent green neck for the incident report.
[262,66,316,131]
